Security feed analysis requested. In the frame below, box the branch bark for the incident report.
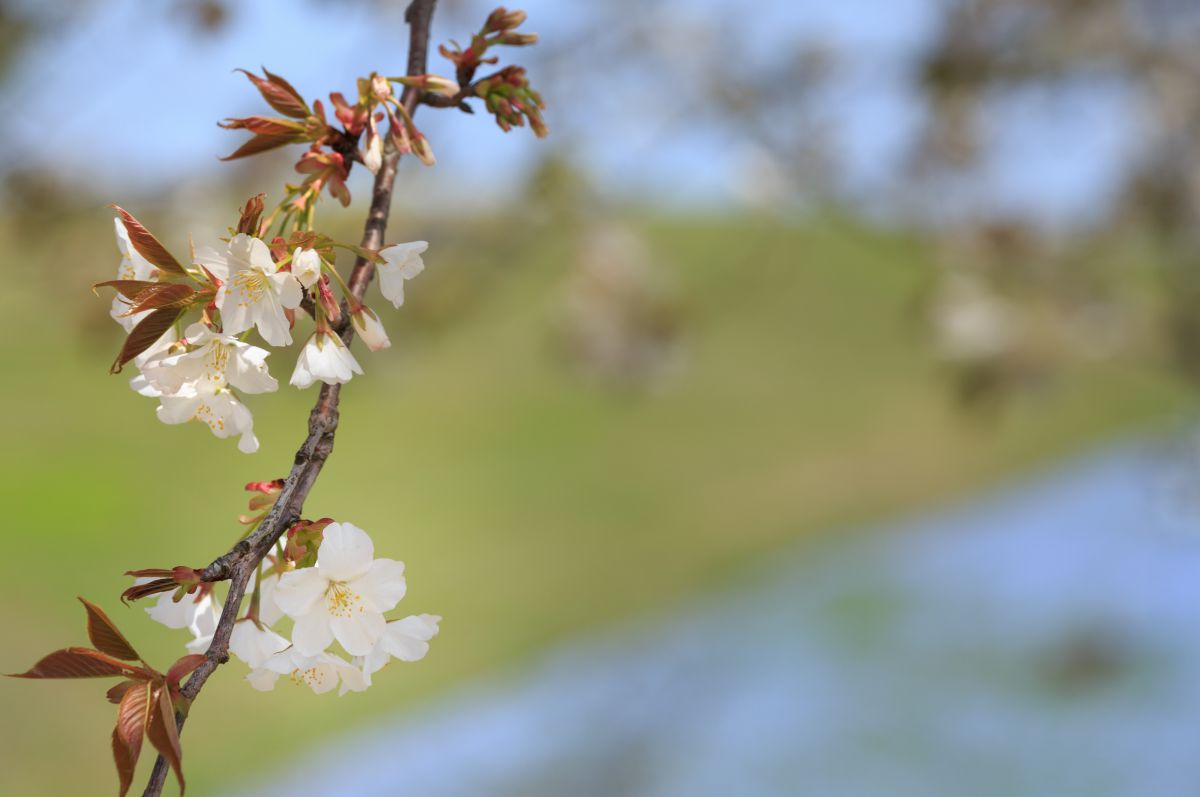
[139,2,438,794]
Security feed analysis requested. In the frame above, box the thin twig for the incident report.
[139,2,438,794]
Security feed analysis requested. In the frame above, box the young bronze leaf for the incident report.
[79,597,141,661]
[106,679,137,704]
[238,68,308,118]
[126,283,196,315]
[146,686,185,793]
[219,116,305,136]
[166,654,206,689]
[110,307,181,374]
[8,647,136,679]
[220,132,300,161]
[113,680,150,796]
[110,206,187,276]
[112,727,137,797]
[94,279,159,300]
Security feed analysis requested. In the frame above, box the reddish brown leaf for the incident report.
[110,206,186,276]
[146,686,185,794]
[106,679,137,704]
[112,728,136,797]
[126,283,196,315]
[110,307,181,374]
[79,597,141,662]
[219,116,305,136]
[94,279,159,300]
[220,132,300,161]
[236,193,265,236]
[166,654,206,688]
[8,647,139,679]
[113,680,151,796]
[238,67,308,118]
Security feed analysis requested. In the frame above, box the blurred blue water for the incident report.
[231,439,1200,796]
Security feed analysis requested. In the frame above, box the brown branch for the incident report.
[138,1,439,794]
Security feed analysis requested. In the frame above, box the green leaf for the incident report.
[110,307,182,374]
[79,597,141,662]
[109,206,186,276]
[8,647,139,679]
[146,686,185,794]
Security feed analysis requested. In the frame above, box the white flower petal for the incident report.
[291,608,335,656]
[352,558,406,613]
[274,567,327,615]
[316,523,375,582]
[330,610,385,657]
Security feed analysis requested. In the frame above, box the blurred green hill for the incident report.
[0,207,1188,795]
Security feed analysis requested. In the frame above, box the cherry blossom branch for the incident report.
[137,2,439,795]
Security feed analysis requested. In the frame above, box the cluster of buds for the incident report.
[95,196,428,453]
[476,65,546,137]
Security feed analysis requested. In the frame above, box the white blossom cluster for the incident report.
[109,218,428,453]
[137,523,438,695]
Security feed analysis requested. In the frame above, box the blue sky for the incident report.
[0,0,1144,224]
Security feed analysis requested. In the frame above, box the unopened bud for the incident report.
[424,75,461,97]
[351,306,391,352]
[497,31,538,46]
[485,7,527,33]
[291,247,322,289]
[411,133,436,166]
[363,130,383,174]
[371,73,392,100]
[317,276,341,323]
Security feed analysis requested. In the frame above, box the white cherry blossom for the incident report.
[230,620,290,669]
[272,523,406,657]
[110,217,157,331]
[247,648,367,695]
[291,247,322,289]
[214,233,303,346]
[157,384,259,453]
[290,331,363,388]
[351,307,391,352]
[363,131,383,175]
[135,581,222,654]
[360,614,440,683]
[141,323,278,397]
[376,241,427,308]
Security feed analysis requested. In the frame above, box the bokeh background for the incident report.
[3,0,1200,794]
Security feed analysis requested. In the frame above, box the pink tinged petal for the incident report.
[352,558,407,613]
[330,610,386,657]
[291,608,336,656]
[316,523,375,581]
[274,567,328,616]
